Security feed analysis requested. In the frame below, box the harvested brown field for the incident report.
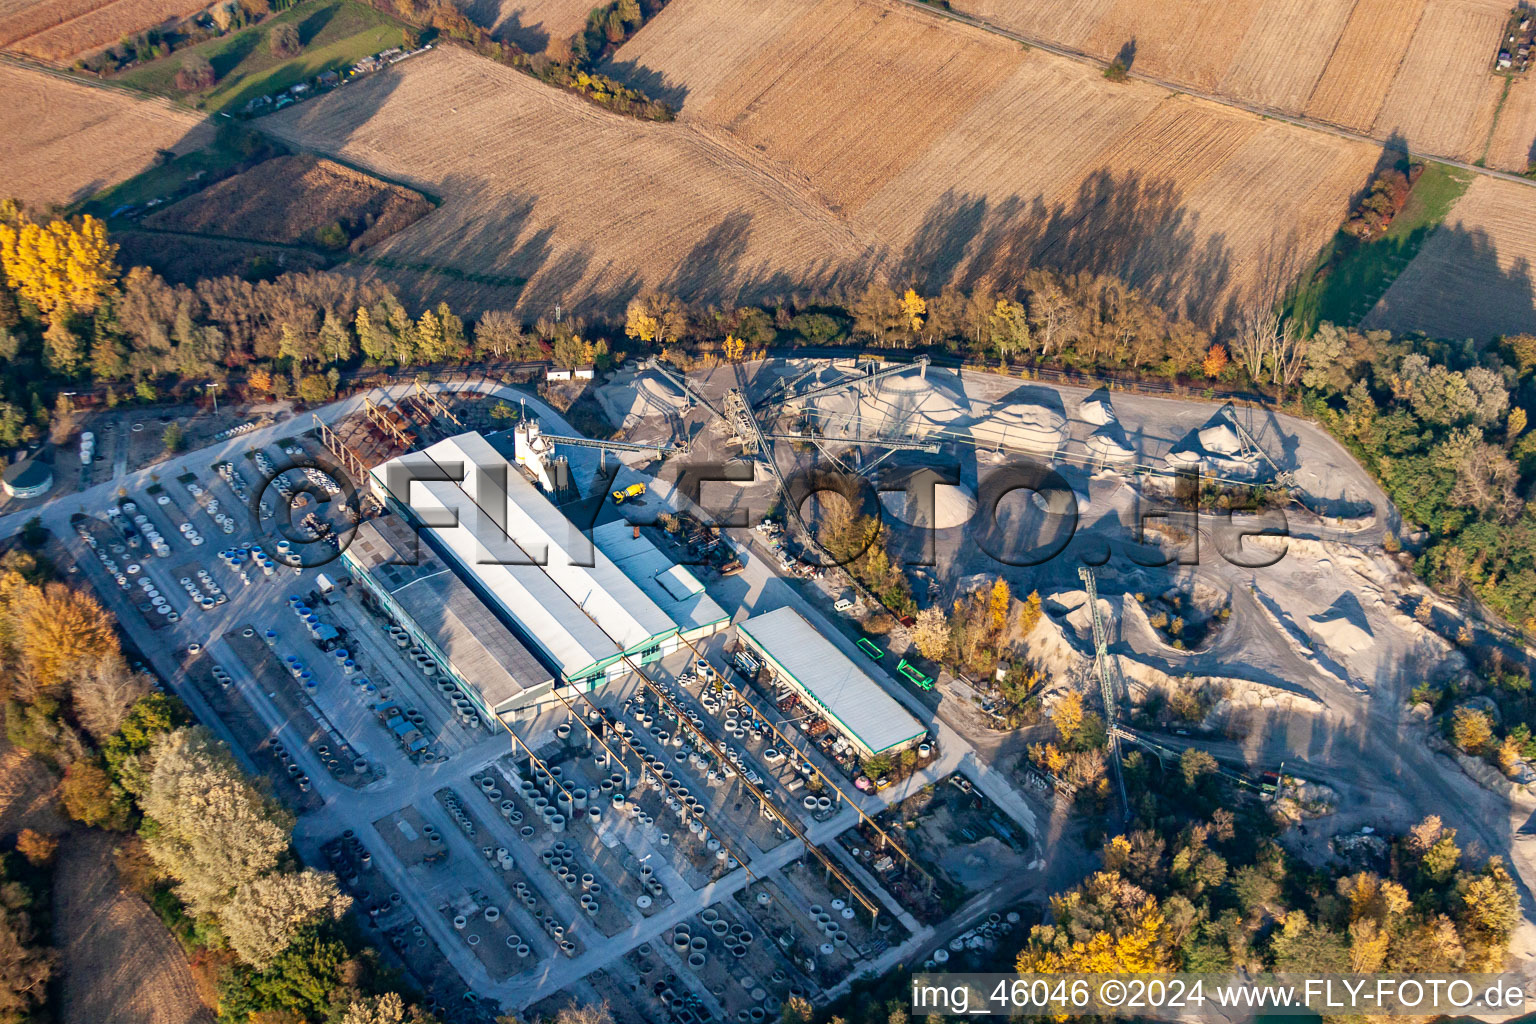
[267,0,1382,323]
[1368,0,1508,159]
[3,0,206,58]
[458,0,595,52]
[115,230,330,284]
[1216,0,1356,113]
[1300,0,1422,132]
[679,0,1022,213]
[615,0,1377,317]
[54,829,215,1024]
[263,45,873,314]
[1486,75,1536,172]
[0,64,211,206]
[1081,0,1265,91]
[1364,176,1536,341]
[142,153,434,250]
[951,0,1533,169]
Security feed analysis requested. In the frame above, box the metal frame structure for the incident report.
[1078,565,1129,817]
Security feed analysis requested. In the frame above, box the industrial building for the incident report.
[592,520,730,641]
[2,455,51,499]
[370,431,682,687]
[736,606,926,759]
[342,515,555,719]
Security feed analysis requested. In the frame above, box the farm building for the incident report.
[369,431,682,686]
[342,514,555,719]
[592,520,730,641]
[736,606,925,759]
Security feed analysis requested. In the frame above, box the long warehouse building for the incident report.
[342,514,555,718]
[370,431,682,687]
[737,606,926,759]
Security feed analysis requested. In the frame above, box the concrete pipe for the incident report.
[452,915,467,930]
[672,935,690,953]
[841,907,855,920]
[688,952,707,969]
[584,901,599,917]
[637,895,653,909]
[731,944,747,958]
[711,920,729,937]
[550,814,566,833]
[689,936,707,953]
[484,906,500,921]
[516,943,531,956]
[831,899,845,911]
[500,800,515,817]
[573,788,588,812]
[581,873,595,890]
[819,942,835,956]
[756,891,771,907]
[658,833,670,847]
[520,826,535,838]
[479,776,496,792]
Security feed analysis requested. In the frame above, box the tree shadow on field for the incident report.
[599,57,690,110]
[1366,221,1536,342]
[893,168,1235,327]
[496,12,550,55]
[297,3,337,46]
[210,29,261,79]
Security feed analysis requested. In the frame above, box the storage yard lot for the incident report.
[19,379,1045,1022]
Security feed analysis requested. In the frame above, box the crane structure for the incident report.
[1078,565,1130,817]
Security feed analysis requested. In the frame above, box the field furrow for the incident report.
[1216,0,1355,111]
[1371,0,1508,162]
[1486,75,1536,172]
[1304,0,1425,130]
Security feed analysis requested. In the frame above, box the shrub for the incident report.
[15,829,57,867]
[268,21,300,57]
[175,54,215,91]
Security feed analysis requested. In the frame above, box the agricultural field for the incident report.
[262,44,874,314]
[610,0,1379,319]
[53,830,215,1024]
[0,0,203,59]
[265,0,1379,322]
[142,153,433,249]
[1363,175,1536,342]
[0,63,212,207]
[458,0,595,53]
[114,0,405,113]
[948,0,1536,170]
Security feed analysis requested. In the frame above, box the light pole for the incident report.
[206,382,219,415]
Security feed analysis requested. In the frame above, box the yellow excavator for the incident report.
[611,483,646,504]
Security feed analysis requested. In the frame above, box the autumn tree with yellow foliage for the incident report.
[1016,752,1523,989]
[0,214,118,321]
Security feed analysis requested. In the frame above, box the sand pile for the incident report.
[880,482,977,529]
